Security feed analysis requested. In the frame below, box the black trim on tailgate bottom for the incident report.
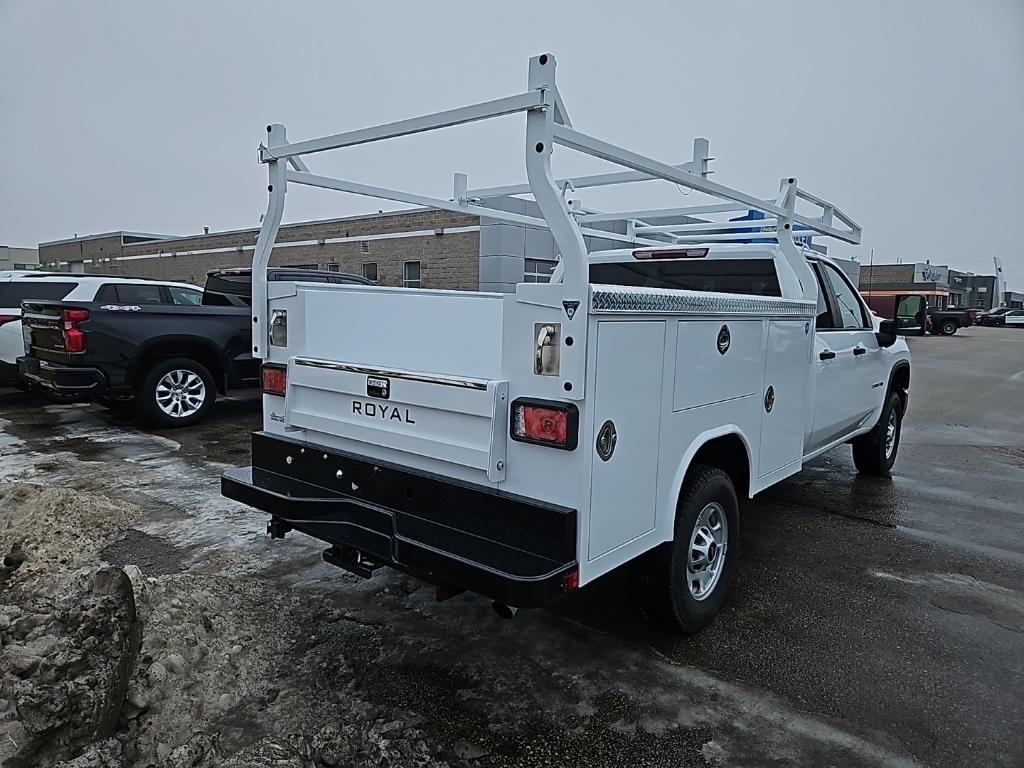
[221,432,579,608]
[16,355,107,395]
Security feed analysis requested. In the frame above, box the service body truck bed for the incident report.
[223,55,911,631]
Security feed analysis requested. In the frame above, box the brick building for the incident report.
[859,262,999,310]
[39,211,482,290]
[39,205,862,293]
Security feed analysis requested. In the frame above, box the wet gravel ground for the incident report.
[1,325,1022,767]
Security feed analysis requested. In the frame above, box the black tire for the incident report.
[136,357,215,428]
[852,391,903,476]
[940,320,958,336]
[629,465,739,634]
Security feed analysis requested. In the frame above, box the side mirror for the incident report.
[876,319,898,348]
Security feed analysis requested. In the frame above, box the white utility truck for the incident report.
[222,55,911,632]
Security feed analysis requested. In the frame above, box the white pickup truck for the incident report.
[222,55,911,632]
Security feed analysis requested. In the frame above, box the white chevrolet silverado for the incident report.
[222,54,911,632]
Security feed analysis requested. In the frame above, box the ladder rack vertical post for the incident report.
[251,123,288,359]
[524,54,588,298]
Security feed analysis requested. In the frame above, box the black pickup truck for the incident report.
[18,267,369,426]
[926,306,975,336]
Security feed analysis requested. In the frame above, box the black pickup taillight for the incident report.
[62,309,89,353]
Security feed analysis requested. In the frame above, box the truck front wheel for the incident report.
[852,391,903,476]
[137,358,215,428]
[630,465,739,634]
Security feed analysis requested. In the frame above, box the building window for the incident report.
[524,258,557,283]
[360,240,371,255]
[362,262,378,283]
[403,261,421,288]
[326,263,340,272]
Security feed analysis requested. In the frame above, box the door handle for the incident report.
[853,346,867,356]
[819,350,836,360]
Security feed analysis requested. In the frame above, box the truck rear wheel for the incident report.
[137,357,215,428]
[940,320,958,336]
[852,391,902,476]
[629,465,739,634]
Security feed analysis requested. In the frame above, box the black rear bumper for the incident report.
[17,355,108,395]
[222,432,579,608]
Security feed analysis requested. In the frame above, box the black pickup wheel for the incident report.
[136,357,215,428]
[630,465,739,634]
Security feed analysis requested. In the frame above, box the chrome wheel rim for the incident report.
[687,502,728,601]
[155,369,206,418]
[884,409,898,459]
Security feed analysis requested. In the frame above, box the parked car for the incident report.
[982,308,1024,327]
[1,271,202,388]
[979,307,1014,326]
[17,267,370,426]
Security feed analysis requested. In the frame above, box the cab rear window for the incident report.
[0,281,76,307]
[589,259,781,296]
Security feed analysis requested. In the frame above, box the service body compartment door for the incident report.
[758,319,811,477]
[588,321,665,560]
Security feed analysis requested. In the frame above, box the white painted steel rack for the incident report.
[250,53,861,357]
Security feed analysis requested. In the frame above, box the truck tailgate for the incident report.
[20,301,71,360]
[277,284,509,482]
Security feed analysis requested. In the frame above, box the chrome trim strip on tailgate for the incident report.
[292,357,490,390]
[590,285,816,317]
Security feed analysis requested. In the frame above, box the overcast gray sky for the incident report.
[2,0,1022,288]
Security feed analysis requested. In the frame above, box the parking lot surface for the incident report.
[1,326,1022,767]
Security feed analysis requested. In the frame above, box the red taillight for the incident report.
[261,364,287,396]
[562,569,579,592]
[510,399,578,450]
[0,314,19,327]
[62,308,89,353]
[632,247,709,260]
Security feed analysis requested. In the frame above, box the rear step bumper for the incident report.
[222,432,579,608]
[16,355,107,395]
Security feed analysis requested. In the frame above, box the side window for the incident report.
[168,286,203,306]
[812,267,834,329]
[95,284,118,303]
[403,261,421,289]
[115,284,164,305]
[821,264,868,329]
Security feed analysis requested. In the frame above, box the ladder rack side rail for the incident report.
[465,137,709,200]
[580,203,767,223]
[259,91,544,162]
[636,219,782,234]
[252,124,288,360]
[552,125,860,244]
[794,187,861,240]
[465,162,692,200]
[285,170,668,247]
